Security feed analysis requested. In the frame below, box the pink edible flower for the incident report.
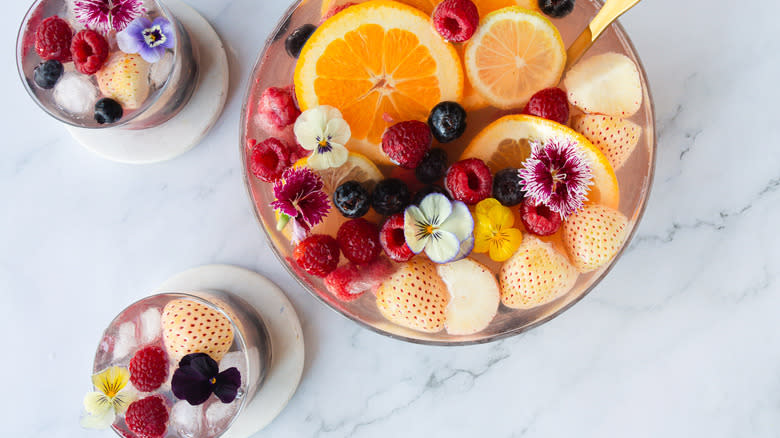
[270,167,330,235]
[73,0,145,34]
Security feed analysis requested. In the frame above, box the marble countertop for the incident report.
[3,0,779,437]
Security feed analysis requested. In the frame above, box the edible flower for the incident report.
[404,193,474,264]
[117,17,176,63]
[518,138,593,218]
[473,198,523,262]
[293,106,350,170]
[172,353,242,405]
[81,366,137,429]
[271,167,330,240]
[73,0,145,34]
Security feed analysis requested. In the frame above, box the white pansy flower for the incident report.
[404,193,475,264]
[294,105,351,170]
[81,366,137,429]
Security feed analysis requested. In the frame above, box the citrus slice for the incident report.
[295,0,463,165]
[464,7,565,109]
[460,115,619,209]
[321,0,538,16]
[321,0,439,15]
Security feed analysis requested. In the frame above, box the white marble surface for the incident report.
[3,1,779,437]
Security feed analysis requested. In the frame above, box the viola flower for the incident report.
[271,167,330,238]
[172,353,242,405]
[73,0,145,34]
[404,193,474,264]
[473,198,523,262]
[518,138,593,218]
[117,16,176,63]
[293,106,350,170]
[81,366,137,429]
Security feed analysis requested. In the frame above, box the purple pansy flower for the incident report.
[171,353,242,406]
[73,0,145,34]
[117,16,175,63]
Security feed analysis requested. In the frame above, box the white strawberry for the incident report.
[563,204,629,273]
[499,236,578,309]
[563,52,642,117]
[162,299,235,362]
[96,53,151,110]
[376,258,449,333]
[437,258,499,335]
[573,114,642,169]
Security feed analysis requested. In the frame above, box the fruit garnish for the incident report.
[248,138,292,182]
[294,0,463,164]
[325,257,396,301]
[71,30,109,75]
[35,16,72,62]
[538,0,574,18]
[271,167,330,238]
[432,0,480,43]
[520,197,562,236]
[562,204,629,273]
[461,115,620,210]
[376,258,450,333]
[294,234,341,276]
[96,53,152,110]
[379,213,415,262]
[573,114,642,170]
[404,193,474,264]
[171,353,242,405]
[445,158,493,205]
[129,346,169,392]
[294,105,351,170]
[415,148,448,184]
[563,52,642,117]
[372,178,411,216]
[428,102,467,143]
[473,198,523,262]
[81,366,137,429]
[321,0,440,16]
[333,180,371,218]
[256,86,301,134]
[125,395,169,438]
[464,7,565,109]
[381,120,432,169]
[94,98,123,125]
[518,137,593,218]
[337,218,382,264]
[522,87,570,125]
[492,168,525,206]
[162,299,235,363]
[285,24,317,58]
[33,60,63,89]
[438,258,500,335]
[73,0,145,34]
[499,235,578,309]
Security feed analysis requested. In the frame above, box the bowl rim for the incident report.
[238,0,657,346]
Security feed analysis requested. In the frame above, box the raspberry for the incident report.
[445,158,493,205]
[129,346,169,392]
[337,218,381,264]
[319,2,357,25]
[35,16,72,62]
[432,0,479,43]
[125,395,168,438]
[380,213,414,262]
[257,86,301,133]
[522,87,570,125]
[294,234,340,277]
[520,198,562,236]
[71,30,109,75]
[324,258,396,301]
[248,138,292,182]
[381,121,432,169]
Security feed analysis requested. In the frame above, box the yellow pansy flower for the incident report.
[473,198,523,262]
[81,366,137,429]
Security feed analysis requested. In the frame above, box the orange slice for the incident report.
[464,7,565,109]
[461,115,619,209]
[295,0,463,165]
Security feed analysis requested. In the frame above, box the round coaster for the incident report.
[66,0,229,164]
[155,265,305,437]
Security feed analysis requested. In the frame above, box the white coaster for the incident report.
[156,265,305,437]
[66,0,229,164]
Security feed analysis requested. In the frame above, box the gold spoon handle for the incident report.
[565,0,642,70]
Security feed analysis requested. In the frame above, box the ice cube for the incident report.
[138,308,162,345]
[170,401,204,438]
[53,72,99,116]
[149,52,174,88]
[112,321,138,361]
[205,400,240,435]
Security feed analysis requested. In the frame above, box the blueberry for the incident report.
[415,148,448,184]
[538,0,575,18]
[33,60,63,89]
[428,101,467,143]
[285,24,317,58]
[413,184,450,205]
[492,168,525,206]
[334,181,371,218]
[94,98,123,125]
[371,179,411,216]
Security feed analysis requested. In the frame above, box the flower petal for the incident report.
[419,193,452,227]
[325,117,351,145]
[404,206,429,254]
[487,204,514,229]
[80,406,115,430]
[306,152,329,170]
[139,45,164,63]
[213,367,242,404]
[116,29,144,54]
[473,222,493,254]
[83,392,113,416]
[327,144,349,168]
[439,201,474,241]
[424,230,461,263]
[294,108,328,150]
[92,366,130,397]
[475,198,502,217]
[172,353,220,406]
[112,390,137,415]
[452,234,475,262]
[489,228,523,262]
